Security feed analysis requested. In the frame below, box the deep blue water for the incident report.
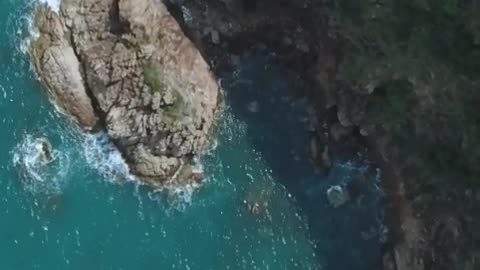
[0,1,383,269]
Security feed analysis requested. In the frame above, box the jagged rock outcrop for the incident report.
[31,0,219,184]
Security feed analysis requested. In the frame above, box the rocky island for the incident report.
[31,0,219,185]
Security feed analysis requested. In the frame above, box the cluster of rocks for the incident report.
[31,0,219,185]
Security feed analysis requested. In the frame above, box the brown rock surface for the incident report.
[32,0,219,184]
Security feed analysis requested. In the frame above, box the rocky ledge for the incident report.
[31,0,219,185]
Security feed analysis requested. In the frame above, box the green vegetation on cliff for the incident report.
[330,0,480,185]
[326,0,480,268]
[143,61,167,93]
[143,60,185,119]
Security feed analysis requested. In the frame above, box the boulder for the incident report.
[31,0,219,184]
[326,185,350,207]
[31,137,54,167]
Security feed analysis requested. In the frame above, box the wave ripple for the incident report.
[12,135,70,195]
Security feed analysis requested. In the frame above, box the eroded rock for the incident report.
[31,6,98,129]
[31,0,219,185]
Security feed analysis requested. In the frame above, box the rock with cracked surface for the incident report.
[31,0,219,184]
[32,6,98,129]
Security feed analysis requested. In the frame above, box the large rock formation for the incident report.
[31,0,219,184]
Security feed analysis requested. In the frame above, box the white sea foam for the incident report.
[148,181,201,212]
[12,135,70,195]
[18,0,61,56]
[82,132,136,184]
[11,0,204,210]
[82,132,202,209]
[38,0,60,12]
[181,6,193,25]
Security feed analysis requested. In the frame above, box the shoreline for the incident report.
[366,132,427,269]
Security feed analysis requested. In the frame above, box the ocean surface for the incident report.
[0,1,384,269]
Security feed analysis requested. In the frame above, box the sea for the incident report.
[0,1,384,269]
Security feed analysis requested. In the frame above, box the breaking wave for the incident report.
[82,131,206,211]
[38,0,60,12]
[15,0,60,56]
[12,135,70,195]
[83,132,136,184]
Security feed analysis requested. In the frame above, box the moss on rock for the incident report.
[143,60,167,93]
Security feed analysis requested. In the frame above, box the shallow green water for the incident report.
[0,1,383,269]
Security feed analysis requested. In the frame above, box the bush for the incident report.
[328,0,480,185]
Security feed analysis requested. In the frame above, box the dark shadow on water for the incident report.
[219,54,384,270]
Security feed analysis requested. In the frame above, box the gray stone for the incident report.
[337,107,353,127]
[326,185,350,207]
[211,29,220,44]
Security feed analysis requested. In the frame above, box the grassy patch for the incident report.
[142,60,186,120]
[367,79,413,126]
[143,61,166,93]
[163,91,185,119]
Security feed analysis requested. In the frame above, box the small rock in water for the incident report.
[337,108,352,127]
[211,30,220,44]
[30,137,53,167]
[321,145,332,170]
[326,185,350,208]
[247,101,259,113]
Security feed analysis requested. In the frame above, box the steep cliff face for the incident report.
[32,0,219,184]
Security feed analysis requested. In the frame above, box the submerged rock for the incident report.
[31,0,219,185]
[13,136,64,195]
[326,185,350,208]
[31,137,53,167]
[247,100,259,113]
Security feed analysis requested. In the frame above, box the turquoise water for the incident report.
[0,1,383,269]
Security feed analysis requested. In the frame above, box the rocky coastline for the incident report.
[165,1,469,270]
[30,0,475,269]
